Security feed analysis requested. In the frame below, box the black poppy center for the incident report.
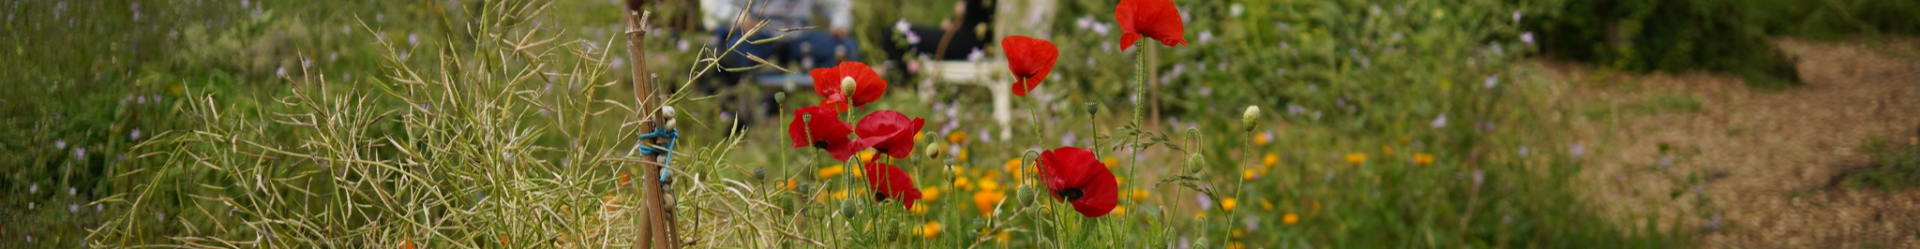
[875,147,890,155]
[1057,188,1085,202]
[874,192,889,202]
[813,140,830,149]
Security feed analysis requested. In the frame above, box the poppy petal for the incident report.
[843,62,888,106]
[1038,146,1117,217]
[1002,36,1058,97]
[1070,165,1119,217]
[810,67,844,101]
[864,161,922,209]
[854,111,926,159]
[1114,0,1186,50]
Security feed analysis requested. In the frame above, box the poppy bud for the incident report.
[840,76,858,97]
[838,199,859,216]
[1085,102,1100,115]
[1241,105,1260,129]
[754,167,768,180]
[773,92,786,103]
[925,142,945,158]
[1017,186,1037,205]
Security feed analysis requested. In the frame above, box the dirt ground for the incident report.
[1552,38,1920,248]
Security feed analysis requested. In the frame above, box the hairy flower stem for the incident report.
[1127,44,1149,211]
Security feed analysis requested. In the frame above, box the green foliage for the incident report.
[1836,137,1920,190]
[1526,0,1803,89]
[1746,0,1920,39]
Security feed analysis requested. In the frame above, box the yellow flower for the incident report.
[1103,157,1120,167]
[1242,170,1258,181]
[1228,242,1246,249]
[955,177,974,191]
[978,179,1001,192]
[994,231,1012,242]
[1262,153,1280,167]
[1253,133,1270,145]
[817,165,846,179]
[1221,198,1238,212]
[910,203,931,215]
[956,148,970,161]
[831,189,850,201]
[860,150,877,162]
[1130,189,1151,201]
[1260,200,1274,211]
[1283,212,1300,225]
[1193,211,1208,218]
[1346,153,1368,164]
[1382,146,1395,155]
[921,187,942,201]
[911,222,943,238]
[1231,228,1246,238]
[1112,205,1127,216]
[972,191,1007,216]
[1413,153,1435,166]
[914,131,926,142]
[948,131,968,145]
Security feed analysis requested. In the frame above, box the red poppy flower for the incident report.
[1114,0,1188,51]
[788,106,864,161]
[1002,36,1058,97]
[863,161,923,209]
[853,110,926,159]
[1038,146,1119,217]
[809,62,888,111]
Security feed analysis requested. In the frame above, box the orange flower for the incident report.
[1283,212,1300,225]
[1413,153,1435,166]
[1346,153,1368,164]
[972,191,1007,216]
[400,241,415,249]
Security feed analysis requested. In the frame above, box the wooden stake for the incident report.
[621,7,680,249]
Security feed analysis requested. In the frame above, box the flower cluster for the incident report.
[783,0,1191,218]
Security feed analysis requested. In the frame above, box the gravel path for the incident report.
[1555,38,1920,248]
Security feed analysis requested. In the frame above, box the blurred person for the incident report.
[703,0,859,72]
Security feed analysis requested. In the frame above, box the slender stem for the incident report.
[1127,44,1149,211]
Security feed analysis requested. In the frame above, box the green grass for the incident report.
[2,0,1708,247]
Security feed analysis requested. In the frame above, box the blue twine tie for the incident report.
[636,127,678,183]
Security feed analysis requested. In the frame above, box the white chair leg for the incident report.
[988,81,1013,140]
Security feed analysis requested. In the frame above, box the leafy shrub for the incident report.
[1526,0,1803,89]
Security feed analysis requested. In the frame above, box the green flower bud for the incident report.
[1086,102,1100,115]
[840,76,858,96]
[773,92,787,103]
[1242,105,1261,130]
